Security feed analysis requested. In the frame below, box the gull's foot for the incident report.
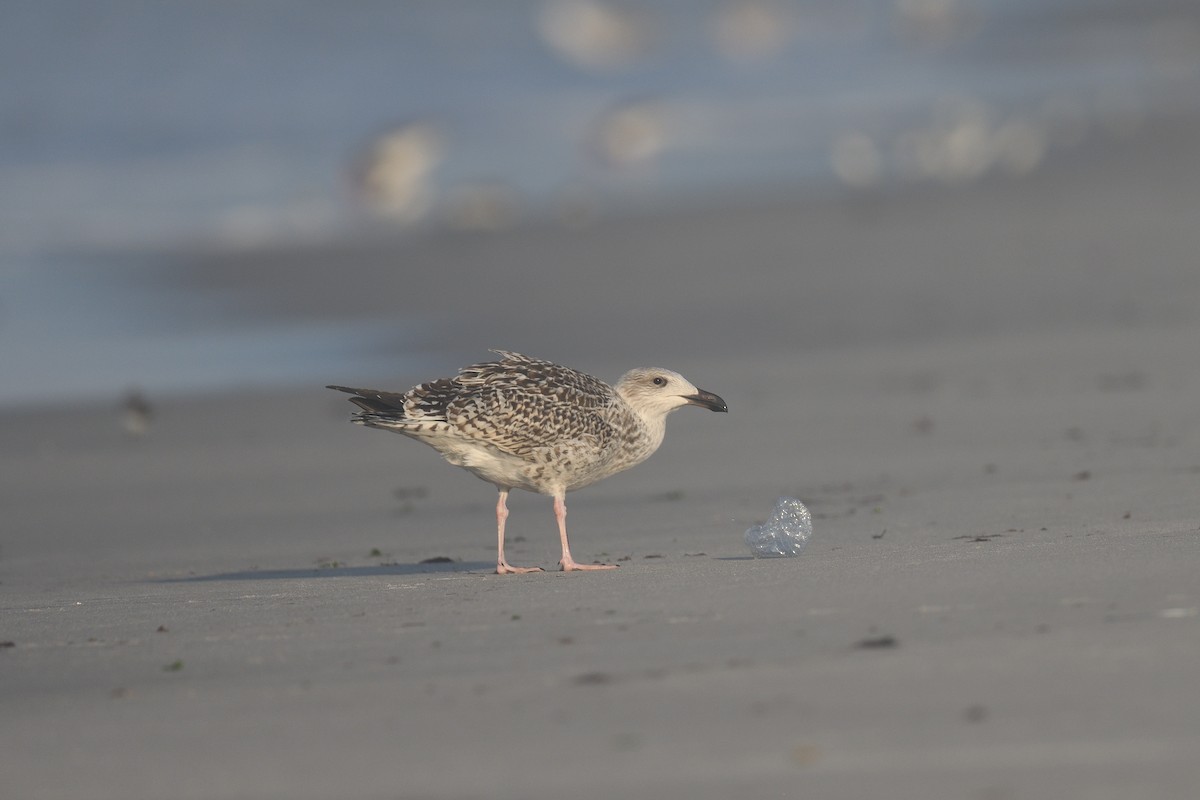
[559,558,619,572]
[496,561,544,575]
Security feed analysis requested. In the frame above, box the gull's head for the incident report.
[614,368,728,420]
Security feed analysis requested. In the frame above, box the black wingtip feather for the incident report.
[347,397,391,414]
[328,384,411,415]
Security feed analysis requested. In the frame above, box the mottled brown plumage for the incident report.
[329,350,726,573]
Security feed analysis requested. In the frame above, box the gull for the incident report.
[328,350,726,573]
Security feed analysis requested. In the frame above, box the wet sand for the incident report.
[3,121,1200,798]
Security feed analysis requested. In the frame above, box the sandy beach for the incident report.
[4,118,1200,799]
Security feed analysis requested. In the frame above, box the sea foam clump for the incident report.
[745,497,812,557]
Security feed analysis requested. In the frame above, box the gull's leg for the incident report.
[555,493,617,571]
[495,489,542,575]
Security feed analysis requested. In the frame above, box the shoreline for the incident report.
[4,114,1200,798]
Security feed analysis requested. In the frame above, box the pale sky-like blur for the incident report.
[1,0,1198,405]
[3,0,1198,252]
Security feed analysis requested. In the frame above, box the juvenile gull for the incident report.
[328,350,727,573]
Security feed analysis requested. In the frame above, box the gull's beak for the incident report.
[683,388,728,413]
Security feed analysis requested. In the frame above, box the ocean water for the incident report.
[2,0,1198,405]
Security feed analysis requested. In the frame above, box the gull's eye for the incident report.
[652,376,666,387]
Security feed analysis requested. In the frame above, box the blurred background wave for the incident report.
[2,0,1199,405]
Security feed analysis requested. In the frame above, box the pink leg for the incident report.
[495,489,542,575]
[555,493,617,571]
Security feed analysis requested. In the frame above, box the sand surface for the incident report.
[4,123,1200,799]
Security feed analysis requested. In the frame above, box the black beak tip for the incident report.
[687,389,728,413]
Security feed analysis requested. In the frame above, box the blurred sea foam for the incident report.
[2,0,1198,404]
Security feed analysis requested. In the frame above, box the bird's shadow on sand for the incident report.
[156,561,495,583]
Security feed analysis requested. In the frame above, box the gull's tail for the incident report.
[327,384,409,427]
[326,384,453,437]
